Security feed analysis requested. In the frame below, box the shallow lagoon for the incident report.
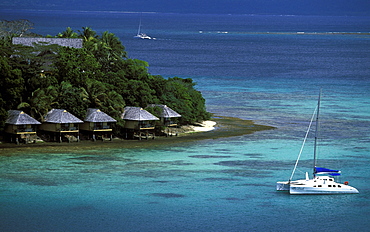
[1,132,369,231]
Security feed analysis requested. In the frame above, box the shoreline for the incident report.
[180,120,218,133]
[0,116,275,154]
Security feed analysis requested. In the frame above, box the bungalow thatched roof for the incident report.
[122,107,159,121]
[147,104,181,118]
[12,37,83,48]
[84,108,117,123]
[44,109,83,124]
[6,110,41,125]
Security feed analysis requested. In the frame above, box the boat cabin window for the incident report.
[338,185,341,188]
[328,185,332,187]
[318,185,322,187]
[329,178,333,181]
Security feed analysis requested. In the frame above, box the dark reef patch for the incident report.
[148,193,186,198]
[202,177,240,182]
[214,160,291,170]
[69,155,131,162]
[189,155,232,159]
[152,180,171,183]
[4,175,60,186]
[243,153,263,158]
[222,197,245,201]
[214,148,232,152]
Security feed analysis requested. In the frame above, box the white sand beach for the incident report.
[187,121,217,132]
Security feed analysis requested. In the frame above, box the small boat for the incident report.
[276,90,359,195]
[134,17,155,40]
[134,33,154,40]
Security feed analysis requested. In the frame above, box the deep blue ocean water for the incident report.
[1,10,370,231]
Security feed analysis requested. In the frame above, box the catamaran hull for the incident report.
[276,182,290,191]
[277,176,359,194]
[290,186,359,195]
[276,179,308,191]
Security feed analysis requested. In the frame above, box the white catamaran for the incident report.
[276,90,359,195]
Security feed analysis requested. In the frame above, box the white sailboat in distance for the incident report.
[134,17,155,40]
[276,90,359,195]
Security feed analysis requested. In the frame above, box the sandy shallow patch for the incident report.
[189,121,217,132]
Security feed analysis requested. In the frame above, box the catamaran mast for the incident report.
[137,18,142,35]
[313,89,322,177]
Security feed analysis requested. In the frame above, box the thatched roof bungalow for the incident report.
[5,110,41,129]
[83,108,117,125]
[39,109,83,142]
[5,110,41,144]
[122,107,159,130]
[146,104,181,127]
[80,108,117,141]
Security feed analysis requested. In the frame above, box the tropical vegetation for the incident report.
[0,20,211,136]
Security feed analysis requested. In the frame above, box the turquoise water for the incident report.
[1,137,369,231]
[1,10,370,231]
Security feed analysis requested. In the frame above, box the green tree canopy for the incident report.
[0,24,211,135]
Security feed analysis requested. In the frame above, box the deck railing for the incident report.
[14,127,36,133]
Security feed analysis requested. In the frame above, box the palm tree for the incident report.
[79,27,99,53]
[79,27,98,42]
[18,86,58,121]
[84,79,108,109]
[101,31,126,59]
[84,78,125,118]
[105,90,125,118]
[57,27,78,38]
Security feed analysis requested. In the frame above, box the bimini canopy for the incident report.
[315,167,341,176]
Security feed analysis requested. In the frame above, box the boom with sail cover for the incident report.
[315,167,341,176]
